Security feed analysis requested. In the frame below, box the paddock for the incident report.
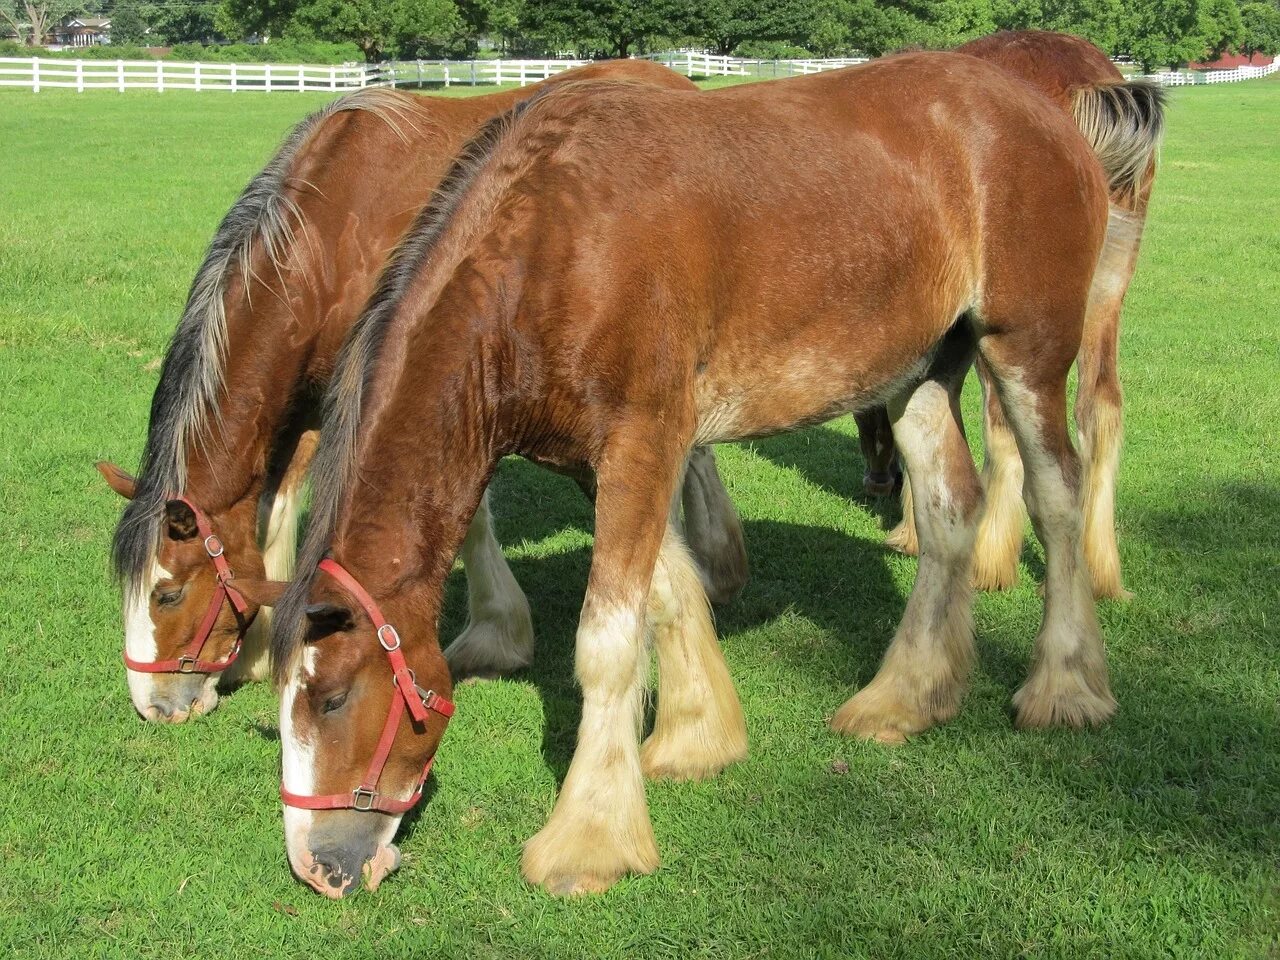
[0,76,1276,956]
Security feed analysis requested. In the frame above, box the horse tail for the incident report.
[1070,80,1166,206]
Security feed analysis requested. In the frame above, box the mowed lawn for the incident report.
[0,74,1277,959]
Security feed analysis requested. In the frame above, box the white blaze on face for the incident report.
[123,558,171,715]
[281,645,320,873]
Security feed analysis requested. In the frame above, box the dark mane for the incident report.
[270,96,540,682]
[110,89,420,591]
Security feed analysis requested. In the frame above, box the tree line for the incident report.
[4,0,1280,72]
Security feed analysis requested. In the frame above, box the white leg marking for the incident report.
[443,492,534,679]
[641,526,747,780]
[522,596,658,894]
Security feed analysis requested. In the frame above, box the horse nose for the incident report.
[142,701,174,723]
[309,845,369,898]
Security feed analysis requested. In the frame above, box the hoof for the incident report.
[443,606,534,681]
[884,521,919,557]
[1013,676,1116,730]
[863,470,897,498]
[522,817,658,897]
[829,684,956,744]
[640,726,747,782]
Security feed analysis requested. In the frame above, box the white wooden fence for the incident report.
[1149,60,1278,85]
[0,57,375,92]
[3,52,1275,94]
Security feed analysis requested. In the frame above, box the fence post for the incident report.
[471,59,476,85]
[117,58,124,92]
[76,59,83,93]
[330,65,336,91]
[298,64,304,91]
[265,63,272,93]
[31,56,38,94]
[230,62,237,92]
[194,61,201,92]
[417,59,422,88]
[444,62,451,88]
[157,59,164,93]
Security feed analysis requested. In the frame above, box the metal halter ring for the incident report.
[351,787,377,812]
[203,534,225,558]
[377,623,401,652]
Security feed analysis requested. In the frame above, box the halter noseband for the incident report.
[279,558,455,815]
[123,495,255,675]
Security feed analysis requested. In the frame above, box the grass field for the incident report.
[1,75,1278,959]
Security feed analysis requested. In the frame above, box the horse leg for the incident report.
[970,359,1026,591]
[1077,208,1145,600]
[679,446,749,604]
[980,336,1116,729]
[641,522,747,781]
[226,428,318,687]
[855,407,900,496]
[522,425,685,895]
[832,335,981,743]
[442,490,535,680]
[884,469,919,556]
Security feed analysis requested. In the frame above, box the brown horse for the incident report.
[856,30,1160,599]
[269,53,1163,897]
[94,60,735,724]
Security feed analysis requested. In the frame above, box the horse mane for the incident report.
[111,88,423,591]
[270,95,540,682]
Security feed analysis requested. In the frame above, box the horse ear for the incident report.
[232,578,290,608]
[96,461,137,500]
[306,603,356,637]
[164,499,199,541]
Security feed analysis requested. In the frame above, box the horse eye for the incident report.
[322,692,348,714]
[154,586,184,606]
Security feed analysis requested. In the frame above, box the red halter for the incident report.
[123,495,255,675]
[279,558,456,815]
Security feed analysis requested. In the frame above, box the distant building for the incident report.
[1189,52,1275,70]
[52,17,112,47]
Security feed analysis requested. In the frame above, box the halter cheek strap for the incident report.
[122,495,256,675]
[279,558,455,815]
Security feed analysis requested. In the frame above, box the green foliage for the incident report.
[109,0,148,44]
[1199,0,1244,59]
[1239,0,1280,58]
[292,0,464,60]
[692,0,809,55]
[525,0,697,57]
[167,39,363,61]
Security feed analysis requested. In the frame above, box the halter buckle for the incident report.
[177,656,198,674]
[203,534,225,558]
[377,624,401,652]
[352,787,377,812]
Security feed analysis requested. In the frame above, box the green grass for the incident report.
[1,78,1278,959]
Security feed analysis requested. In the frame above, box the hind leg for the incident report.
[980,346,1116,729]
[443,491,535,680]
[832,338,982,743]
[971,360,1026,591]
[680,446,749,604]
[1077,208,1145,600]
[855,407,900,496]
[641,524,748,781]
[884,470,919,556]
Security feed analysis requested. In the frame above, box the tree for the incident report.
[147,1,221,43]
[295,0,462,60]
[692,0,807,56]
[0,0,78,45]
[110,0,148,43]
[216,0,302,40]
[525,0,695,57]
[1239,1,1280,61]
[1122,0,1210,70]
[1198,0,1243,60]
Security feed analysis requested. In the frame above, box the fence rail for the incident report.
[0,57,373,92]
[3,53,1276,94]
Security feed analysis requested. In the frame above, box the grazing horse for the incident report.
[269,53,1162,897]
[94,60,730,724]
[856,30,1161,599]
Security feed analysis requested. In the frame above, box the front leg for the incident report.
[522,425,686,896]
[443,491,535,680]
